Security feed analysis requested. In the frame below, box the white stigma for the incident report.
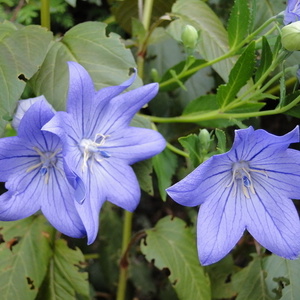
[79,133,111,171]
[227,161,267,198]
[27,147,60,184]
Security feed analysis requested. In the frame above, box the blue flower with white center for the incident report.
[284,0,300,25]
[0,98,86,238]
[166,126,300,265]
[44,62,166,244]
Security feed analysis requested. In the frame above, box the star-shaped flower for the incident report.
[284,0,300,25]
[44,62,166,244]
[166,126,300,265]
[0,98,86,238]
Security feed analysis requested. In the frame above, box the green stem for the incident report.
[116,211,133,300]
[40,0,50,30]
[167,142,189,157]
[142,0,154,30]
[159,17,277,90]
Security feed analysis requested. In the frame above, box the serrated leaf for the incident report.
[178,134,202,168]
[0,215,55,300]
[140,216,211,300]
[217,41,256,107]
[227,0,251,49]
[255,37,273,82]
[0,23,52,136]
[152,148,177,201]
[264,255,300,300]
[36,239,89,300]
[168,0,236,82]
[232,256,274,300]
[215,129,227,153]
[30,21,141,111]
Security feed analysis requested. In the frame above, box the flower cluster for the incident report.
[0,62,166,243]
[167,127,300,265]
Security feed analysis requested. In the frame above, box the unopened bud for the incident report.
[199,129,211,152]
[281,21,300,51]
[181,25,198,49]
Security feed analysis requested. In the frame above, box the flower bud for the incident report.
[281,21,300,51]
[181,25,199,49]
[199,129,211,152]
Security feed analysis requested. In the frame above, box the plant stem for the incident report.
[41,0,50,30]
[116,211,133,300]
[142,0,154,30]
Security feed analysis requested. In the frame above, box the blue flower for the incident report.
[44,62,166,244]
[0,98,86,238]
[284,0,300,25]
[166,127,300,265]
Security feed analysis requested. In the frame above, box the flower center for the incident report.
[227,161,267,198]
[27,147,60,183]
[79,133,111,171]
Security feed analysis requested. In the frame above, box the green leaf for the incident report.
[141,216,211,300]
[215,128,227,153]
[217,41,256,107]
[36,239,90,300]
[183,94,219,115]
[0,22,52,136]
[168,0,237,82]
[206,255,237,299]
[264,255,300,300]
[255,37,273,82]
[152,148,178,201]
[178,134,202,168]
[159,59,206,92]
[232,256,274,300]
[0,215,55,300]
[227,0,251,49]
[30,21,141,111]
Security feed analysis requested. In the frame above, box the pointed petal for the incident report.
[92,83,159,135]
[17,99,57,150]
[41,164,86,238]
[66,61,96,137]
[105,127,166,164]
[229,126,299,162]
[75,170,106,244]
[0,137,39,181]
[251,149,300,199]
[96,159,141,211]
[197,181,245,265]
[166,154,232,206]
[245,180,300,259]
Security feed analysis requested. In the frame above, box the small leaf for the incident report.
[36,239,90,300]
[141,216,211,300]
[183,94,219,115]
[232,256,273,300]
[0,215,55,300]
[178,134,202,168]
[227,0,251,49]
[215,129,227,153]
[152,148,178,201]
[255,37,273,82]
[217,41,256,107]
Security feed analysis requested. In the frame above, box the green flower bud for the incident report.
[281,21,300,51]
[181,25,199,49]
[199,129,211,152]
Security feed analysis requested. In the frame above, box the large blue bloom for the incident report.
[44,62,166,244]
[166,127,300,265]
[284,0,300,25]
[0,98,86,238]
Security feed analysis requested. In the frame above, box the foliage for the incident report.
[0,0,300,299]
